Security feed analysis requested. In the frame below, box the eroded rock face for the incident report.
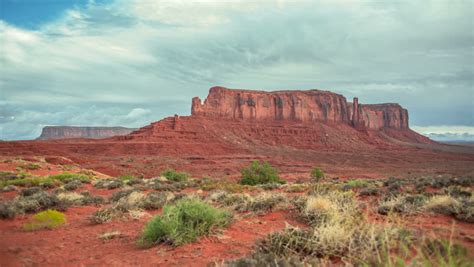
[192,86,409,130]
[37,126,137,140]
[192,86,350,124]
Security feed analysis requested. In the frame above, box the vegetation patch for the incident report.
[377,194,427,215]
[137,198,232,247]
[23,210,66,231]
[160,169,189,182]
[310,167,325,182]
[239,161,285,186]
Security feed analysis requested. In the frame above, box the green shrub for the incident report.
[23,210,66,231]
[161,169,189,182]
[239,161,285,186]
[137,198,232,247]
[310,167,325,182]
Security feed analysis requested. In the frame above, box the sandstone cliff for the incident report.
[192,86,409,130]
[37,126,137,140]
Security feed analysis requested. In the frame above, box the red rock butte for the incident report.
[124,86,430,149]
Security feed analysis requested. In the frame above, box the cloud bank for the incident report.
[0,0,473,140]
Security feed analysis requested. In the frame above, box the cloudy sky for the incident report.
[0,0,473,141]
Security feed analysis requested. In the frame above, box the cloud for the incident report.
[0,0,473,140]
[412,125,474,142]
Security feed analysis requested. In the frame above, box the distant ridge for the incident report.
[37,126,137,140]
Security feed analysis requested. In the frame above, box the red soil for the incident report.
[0,208,302,266]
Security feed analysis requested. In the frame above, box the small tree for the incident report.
[310,167,325,182]
[239,161,285,185]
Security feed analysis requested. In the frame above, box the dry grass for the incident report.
[424,195,461,215]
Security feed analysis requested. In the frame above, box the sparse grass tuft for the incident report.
[137,198,232,248]
[23,210,66,231]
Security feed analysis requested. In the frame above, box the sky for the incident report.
[0,0,473,141]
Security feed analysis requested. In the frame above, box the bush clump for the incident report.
[310,167,325,182]
[239,161,285,186]
[93,179,123,189]
[377,194,426,215]
[137,198,232,247]
[161,169,189,182]
[23,210,66,231]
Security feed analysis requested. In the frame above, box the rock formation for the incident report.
[37,126,137,140]
[192,86,409,130]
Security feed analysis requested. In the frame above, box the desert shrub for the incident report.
[341,179,371,190]
[310,167,325,182]
[0,202,17,219]
[90,206,125,224]
[236,193,287,213]
[2,177,59,188]
[208,190,251,207]
[377,194,426,215]
[254,224,404,264]
[257,182,282,190]
[1,185,17,192]
[12,191,65,215]
[424,195,461,215]
[110,189,138,202]
[141,192,175,210]
[454,176,474,186]
[359,187,379,196]
[294,190,361,227]
[283,183,309,193]
[443,186,471,198]
[115,191,146,210]
[90,191,147,224]
[137,198,232,247]
[20,186,42,196]
[430,177,449,188]
[56,191,103,206]
[239,161,285,186]
[1,172,91,188]
[49,172,91,183]
[23,210,66,231]
[200,181,250,193]
[19,163,41,170]
[454,200,474,223]
[0,171,21,181]
[93,179,123,189]
[161,169,189,182]
[79,191,104,205]
[63,180,83,191]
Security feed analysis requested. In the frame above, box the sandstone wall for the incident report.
[192,86,350,124]
[37,126,137,140]
[193,86,410,130]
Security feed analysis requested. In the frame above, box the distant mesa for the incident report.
[37,126,138,140]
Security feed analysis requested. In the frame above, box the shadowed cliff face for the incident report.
[37,126,137,140]
[192,86,409,130]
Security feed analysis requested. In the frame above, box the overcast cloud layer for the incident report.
[0,0,473,140]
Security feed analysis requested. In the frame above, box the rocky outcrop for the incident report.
[192,86,350,124]
[37,126,137,140]
[193,86,410,130]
